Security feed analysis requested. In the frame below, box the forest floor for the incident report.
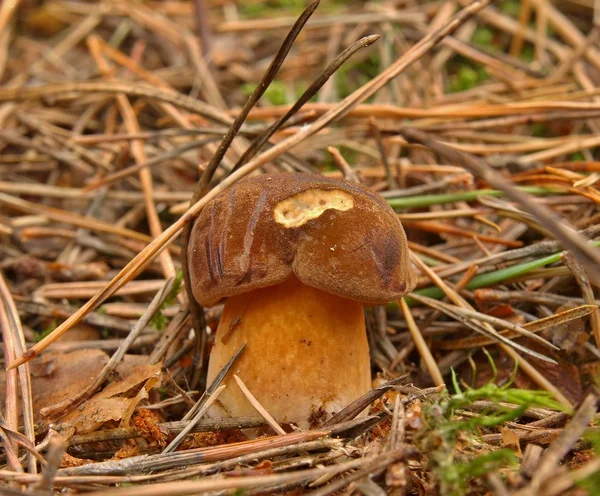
[0,0,599,494]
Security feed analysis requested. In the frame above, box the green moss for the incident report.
[240,0,306,18]
[531,123,549,137]
[35,319,57,342]
[151,270,183,331]
[448,64,489,93]
[577,429,600,493]
[242,79,309,106]
[499,0,521,17]
[417,360,566,496]
[242,80,286,106]
[519,45,535,63]
[472,27,494,47]
[239,0,358,18]
[336,53,381,99]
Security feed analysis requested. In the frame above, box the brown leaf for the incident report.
[120,375,161,427]
[29,349,109,423]
[501,427,520,447]
[62,397,129,434]
[501,427,523,459]
[58,362,162,434]
[541,302,589,352]
[514,350,584,405]
[98,362,162,399]
[114,354,152,379]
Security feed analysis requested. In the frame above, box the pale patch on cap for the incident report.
[273,189,354,228]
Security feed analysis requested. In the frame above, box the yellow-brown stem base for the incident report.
[206,277,371,429]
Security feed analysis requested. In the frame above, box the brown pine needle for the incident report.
[233,375,286,436]
[398,127,600,286]
[399,298,444,387]
[0,81,233,125]
[3,1,600,494]
[562,251,600,349]
[8,0,494,369]
[436,304,598,350]
[163,385,226,453]
[0,273,35,473]
[0,271,32,473]
[411,294,558,363]
[0,192,153,243]
[409,252,574,411]
[87,35,176,282]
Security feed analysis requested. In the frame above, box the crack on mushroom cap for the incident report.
[273,189,354,228]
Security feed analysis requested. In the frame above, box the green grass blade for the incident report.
[386,186,561,209]
[407,241,600,303]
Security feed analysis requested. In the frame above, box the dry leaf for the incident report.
[501,427,520,447]
[27,349,108,423]
[120,375,161,427]
[501,427,523,458]
[62,397,130,434]
[59,361,163,434]
[114,354,152,379]
[98,362,162,399]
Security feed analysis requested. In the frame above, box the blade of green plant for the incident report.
[400,127,600,287]
[418,367,565,496]
[386,186,561,209]
[407,240,600,303]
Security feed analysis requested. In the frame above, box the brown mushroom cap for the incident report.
[188,172,415,307]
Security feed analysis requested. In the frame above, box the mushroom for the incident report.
[188,172,416,429]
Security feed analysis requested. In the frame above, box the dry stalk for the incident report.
[399,297,444,387]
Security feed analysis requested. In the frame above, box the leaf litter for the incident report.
[0,0,599,494]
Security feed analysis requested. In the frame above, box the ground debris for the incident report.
[1,0,599,494]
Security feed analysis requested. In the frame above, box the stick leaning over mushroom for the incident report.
[188,173,416,429]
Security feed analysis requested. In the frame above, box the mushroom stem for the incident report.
[206,276,371,430]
